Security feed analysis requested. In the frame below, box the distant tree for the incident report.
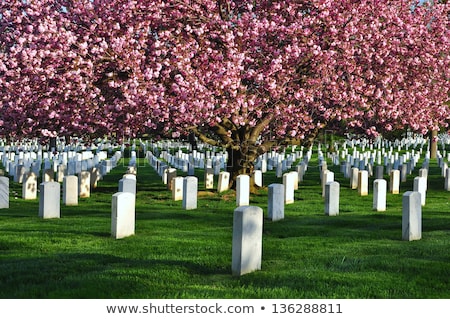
[1,0,448,187]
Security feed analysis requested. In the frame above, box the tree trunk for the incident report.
[430,129,438,159]
[226,143,262,192]
[49,137,57,153]
[191,115,275,192]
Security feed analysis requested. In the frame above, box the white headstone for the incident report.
[63,175,78,206]
[182,176,198,210]
[236,175,250,206]
[172,176,184,201]
[14,165,27,183]
[375,166,384,179]
[217,171,230,193]
[357,170,369,196]
[57,164,67,183]
[400,164,408,182]
[413,176,427,206]
[402,191,422,241]
[268,184,284,221]
[350,167,359,189]
[204,168,214,189]
[22,172,37,200]
[252,170,263,188]
[78,171,91,198]
[322,170,334,197]
[127,165,137,175]
[418,168,428,191]
[119,178,137,196]
[283,172,296,204]
[122,173,137,180]
[442,162,448,177]
[276,163,283,178]
[43,169,54,182]
[166,168,177,190]
[39,182,60,219]
[373,179,387,212]
[111,192,135,239]
[0,176,9,209]
[324,181,339,216]
[90,167,101,189]
[390,170,400,194]
[261,159,267,173]
[232,206,263,276]
[297,163,306,182]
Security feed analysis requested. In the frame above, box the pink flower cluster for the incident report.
[0,0,448,142]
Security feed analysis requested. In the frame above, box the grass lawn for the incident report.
[0,150,449,299]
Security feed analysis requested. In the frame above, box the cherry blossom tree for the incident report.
[1,0,448,186]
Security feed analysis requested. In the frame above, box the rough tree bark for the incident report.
[191,115,323,193]
[430,129,438,159]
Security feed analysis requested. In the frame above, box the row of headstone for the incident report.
[231,188,424,277]
[0,146,123,206]
[0,143,133,242]
[38,169,114,218]
[1,148,109,182]
[147,150,232,194]
[147,136,442,240]
[160,149,228,175]
[325,166,430,217]
[111,166,140,239]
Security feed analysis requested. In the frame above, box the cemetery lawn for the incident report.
[0,156,449,299]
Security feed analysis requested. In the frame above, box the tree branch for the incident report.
[188,120,236,148]
[249,113,275,142]
[188,126,221,146]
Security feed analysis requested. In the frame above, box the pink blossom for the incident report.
[0,0,447,142]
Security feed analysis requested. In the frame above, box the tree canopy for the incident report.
[1,0,449,180]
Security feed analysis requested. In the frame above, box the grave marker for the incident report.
[232,206,263,276]
[39,182,60,219]
[418,168,428,191]
[322,170,334,197]
[0,176,9,209]
[63,175,78,206]
[78,171,91,198]
[119,177,137,196]
[375,166,384,179]
[166,168,177,190]
[400,164,408,182]
[43,169,54,182]
[357,170,369,196]
[268,184,284,221]
[297,162,306,182]
[111,192,135,239]
[283,172,296,204]
[172,176,184,201]
[182,176,198,210]
[217,171,230,192]
[22,172,37,200]
[402,191,422,241]
[390,170,400,194]
[204,168,214,189]
[252,170,263,188]
[236,175,250,206]
[350,167,359,189]
[324,181,340,216]
[413,176,427,206]
[57,164,67,183]
[373,179,387,212]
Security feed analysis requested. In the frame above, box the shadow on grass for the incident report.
[0,252,230,298]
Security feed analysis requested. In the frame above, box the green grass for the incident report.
[0,153,449,299]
